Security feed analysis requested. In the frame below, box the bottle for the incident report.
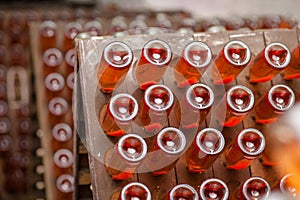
[0,100,8,117]
[44,72,65,100]
[99,93,138,137]
[198,178,229,200]
[39,20,57,51]
[284,44,300,80]
[105,134,147,181]
[137,84,174,133]
[254,84,295,124]
[174,41,212,88]
[52,123,73,143]
[279,174,298,198]
[146,127,186,176]
[53,148,74,169]
[175,83,214,129]
[249,42,291,83]
[110,16,128,34]
[0,117,11,134]
[185,128,225,173]
[64,48,76,75]
[63,21,83,51]
[223,128,265,170]
[56,174,75,193]
[164,184,199,200]
[118,182,151,200]
[97,41,133,93]
[215,85,254,127]
[135,39,172,90]
[84,20,103,36]
[0,134,12,155]
[234,177,271,200]
[66,72,74,101]
[48,97,69,125]
[43,48,63,75]
[213,40,251,84]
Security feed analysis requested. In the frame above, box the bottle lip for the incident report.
[64,21,83,39]
[39,20,57,32]
[169,184,199,200]
[183,41,212,68]
[226,85,255,113]
[224,40,251,66]
[117,134,147,162]
[143,39,172,66]
[186,83,214,110]
[53,148,74,168]
[52,123,72,142]
[48,97,69,116]
[157,127,186,155]
[120,182,151,200]
[268,84,295,112]
[237,128,265,156]
[56,174,75,193]
[43,48,63,67]
[264,42,291,69]
[109,93,138,121]
[145,84,174,111]
[242,176,271,200]
[103,41,133,69]
[196,128,225,155]
[279,174,295,194]
[199,178,229,200]
[66,72,74,90]
[65,48,76,67]
[45,72,65,92]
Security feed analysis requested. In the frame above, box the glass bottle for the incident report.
[43,48,63,75]
[284,44,300,80]
[39,20,57,52]
[119,182,151,200]
[198,178,229,200]
[165,184,199,200]
[44,72,65,100]
[63,21,83,51]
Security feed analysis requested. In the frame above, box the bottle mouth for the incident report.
[268,84,295,112]
[43,48,63,67]
[143,39,172,66]
[196,128,225,155]
[52,123,72,142]
[45,73,65,92]
[242,177,271,200]
[227,85,254,113]
[56,174,75,193]
[109,93,139,122]
[117,134,147,162]
[186,83,214,110]
[39,20,57,37]
[264,42,291,69]
[279,174,297,196]
[120,182,151,200]
[157,127,186,155]
[64,22,83,40]
[145,84,174,111]
[65,48,76,67]
[84,20,103,36]
[169,184,199,200]
[224,40,251,66]
[103,41,133,68]
[183,41,212,68]
[53,149,74,168]
[237,128,265,156]
[199,178,229,200]
[48,97,68,116]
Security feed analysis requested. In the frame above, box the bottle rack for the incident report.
[75,28,300,199]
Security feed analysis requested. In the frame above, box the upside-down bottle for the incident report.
[213,40,251,84]
[254,84,295,124]
[63,21,83,51]
[279,174,299,199]
[118,182,151,200]
[138,84,174,133]
[198,178,229,200]
[44,72,65,100]
[99,93,138,137]
[223,128,265,170]
[174,41,212,88]
[105,134,147,181]
[185,128,225,173]
[249,42,291,83]
[215,85,254,127]
[39,20,57,51]
[284,44,300,80]
[43,48,63,75]
[97,41,133,93]
[164,184,199,200]
[135,39,172,90]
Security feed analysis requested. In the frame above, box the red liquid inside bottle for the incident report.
[284,44,300,80]
[224,128,265,170]
[215,85,254,127]
[279,174,298,198]
[105,134,147,181]
[255,84,295,124]
[199,178,229,200]
[138,84,174,133]
[99,93,138,137]
[97,41,133,93]
[166,184,198,200]
[249,42,291,83]
[174,41,212,88]
[119,182,151,200]
[39,20,57,52]
[186,128,225,173]
[213,40,251,84]
[135,39,172,90]
[239,177,271,200]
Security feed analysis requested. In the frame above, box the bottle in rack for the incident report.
[284,43,300,80]
[164,184,199,200]
[118,182,151,200]
[43,48,63,75]
[39,20,57,52]
[198,178,229,200]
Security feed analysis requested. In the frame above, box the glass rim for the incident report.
[53,148,74,168]
[103,41,133,68]
[242,176,271,200]
[224,40,251,66]
[186,83,214,110]
[183,41,212,68]
[279,174,295,194]
[43,48,63,67]
[117,134,147,162]
[227,85,255,113]
[145,84,174,111]
[169,184,199,200]
[52,123,72,142]
[120,182,151,200]
[143,39,172,66]
[56,174,75,193]
[264,42,291,69]
[45,72,65,92]
[199,178,229,200]
[196,128,225,155]
[268,84,295,112]
[157,127,186,155]
[109,93,139,121]
[237,128,265,156]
